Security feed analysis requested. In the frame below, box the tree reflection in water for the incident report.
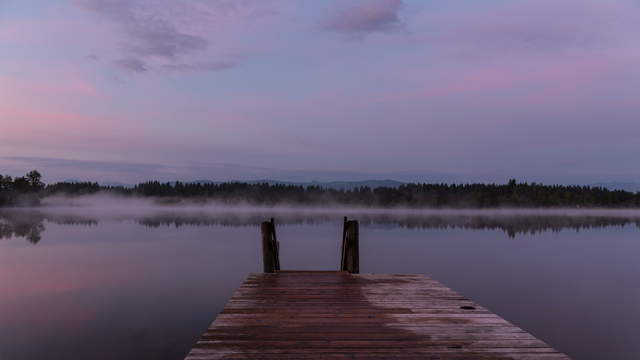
[0,210,97,244]
[2,209,639,243]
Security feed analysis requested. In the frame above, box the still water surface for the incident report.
[1,207,639,360]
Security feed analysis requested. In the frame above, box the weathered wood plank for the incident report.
[184,272,569,359]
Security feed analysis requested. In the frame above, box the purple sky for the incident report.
[1,0,639,184]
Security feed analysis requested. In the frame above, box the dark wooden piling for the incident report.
[269,218,280,271]
[341,218,359,273]
[260,218,280,273]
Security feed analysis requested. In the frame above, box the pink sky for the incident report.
[1,0,639,184]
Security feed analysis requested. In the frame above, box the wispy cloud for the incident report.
[0,156,450,183]
[324,0,403,38]
[1,156,395,183]
[76,0,267,73]
[114,57,148,72]
[79,0,207,57]
[162,60,237,72]
[1,156,163,174]
[441,0,631,55]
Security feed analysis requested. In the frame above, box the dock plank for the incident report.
[185,272,569,359]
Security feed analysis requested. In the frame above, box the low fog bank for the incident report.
[3,195,640,243]
[36,193,640,218]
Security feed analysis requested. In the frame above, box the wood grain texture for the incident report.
[185,272,570,359]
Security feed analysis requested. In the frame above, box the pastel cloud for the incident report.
[114,57,148,72]
[80,0,208,58]
[162,60,237,72]
[75,0,279,73]
[324,0,403,37]
[439,0,638,54]
[387,0,640,104]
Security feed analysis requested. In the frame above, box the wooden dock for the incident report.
[184,271,569,359]
[185,219,568,359]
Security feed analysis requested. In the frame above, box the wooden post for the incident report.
[261,220,280,273]
[270,218,280,271]
[340,216,347,270]
[341,219,359,274]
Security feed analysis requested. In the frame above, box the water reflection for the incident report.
[2,208,639,242]
[0,210,97,244]
[1,208,640,360]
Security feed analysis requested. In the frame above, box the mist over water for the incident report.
[3,194,640,242]
[36,193,640,214]
[1,200,640,360]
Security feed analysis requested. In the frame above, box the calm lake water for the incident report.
[1,207,639,360]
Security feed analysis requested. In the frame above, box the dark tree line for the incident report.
[32,176,640,208]
[1,170,639,207]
